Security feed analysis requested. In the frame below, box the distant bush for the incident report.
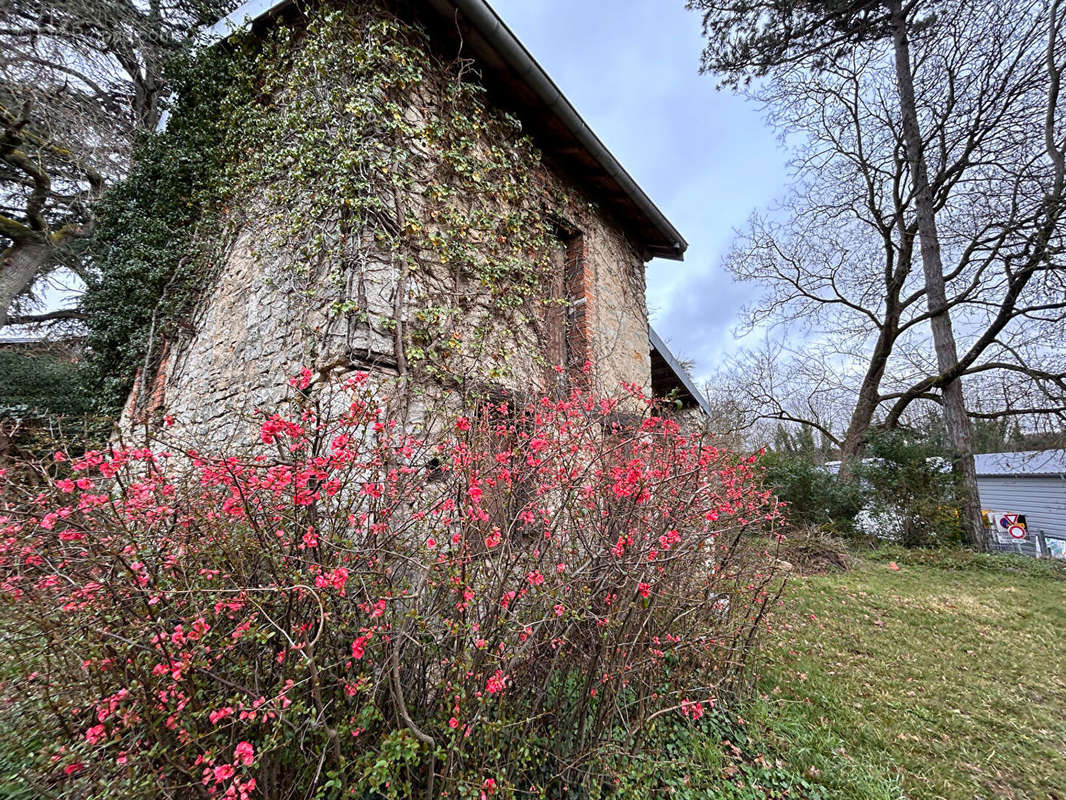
[0,374,784,799]
[0,349,95,419]
[854,431,962,548]
[0,348,111,465]
[760,452,865,536]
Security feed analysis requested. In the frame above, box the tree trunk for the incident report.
[839,331,892,465]
[887,0,986,550]
[0,236,52,329]
[840,238,910,468]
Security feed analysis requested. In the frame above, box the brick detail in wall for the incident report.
[564,232,590,387]
[121,341,171,427]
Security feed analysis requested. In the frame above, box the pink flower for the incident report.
[351,636,369,660]
[426,537,437,549]
[455,416,471,432]
[362,483,383,498]
[526,570,544,587]
[637,582,651,599]
[213,764,235,782]
[234,741,254,767]
[85,724,106,745]
[63,763,84,776]
[485,670,507,695]
[328,567,349,591]
[209,707,234,725]
[289,367,313,390]
[448,717,459,729]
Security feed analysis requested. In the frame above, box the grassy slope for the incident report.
[748,549,1066,800]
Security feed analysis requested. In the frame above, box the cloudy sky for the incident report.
[489,0,789,382]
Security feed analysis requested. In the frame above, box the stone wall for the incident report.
[129,9,653,447]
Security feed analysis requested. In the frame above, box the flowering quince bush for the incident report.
[0,371,784,799]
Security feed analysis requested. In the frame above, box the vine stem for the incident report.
[389,636,436,800]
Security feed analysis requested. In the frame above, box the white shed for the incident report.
[974,449,1066,557]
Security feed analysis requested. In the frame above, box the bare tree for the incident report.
[0,0,233,329]
[693,0,1066,547]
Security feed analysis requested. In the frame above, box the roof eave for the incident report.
[649,326,709,416]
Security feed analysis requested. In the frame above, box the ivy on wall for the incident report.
[83,42,250,410]
[86,1,577,411]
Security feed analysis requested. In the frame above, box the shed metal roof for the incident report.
[973,449,1066,477]
[203,0,688,261]
[649,326,709,416]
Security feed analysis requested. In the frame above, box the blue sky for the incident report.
[489,0,789,381]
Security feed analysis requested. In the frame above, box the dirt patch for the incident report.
[776,529,851,575]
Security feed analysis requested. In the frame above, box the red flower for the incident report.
[234,741,254,767]
[351,636,369,660]
[85,724,106,745]
[485,670,507,695]
[680,698,706,721]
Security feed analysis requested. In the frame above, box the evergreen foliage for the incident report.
[853,430,962,547]
[83,45,249,410]
[0,348,94,419]
[760,450,864,535]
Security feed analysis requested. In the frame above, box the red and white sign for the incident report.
[994,512,1028,541]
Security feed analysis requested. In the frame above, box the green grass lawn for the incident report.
[747,547,1066,800]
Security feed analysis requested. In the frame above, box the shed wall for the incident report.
[976,475,1066,544]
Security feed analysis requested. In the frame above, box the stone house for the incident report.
[125,0,705,443]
